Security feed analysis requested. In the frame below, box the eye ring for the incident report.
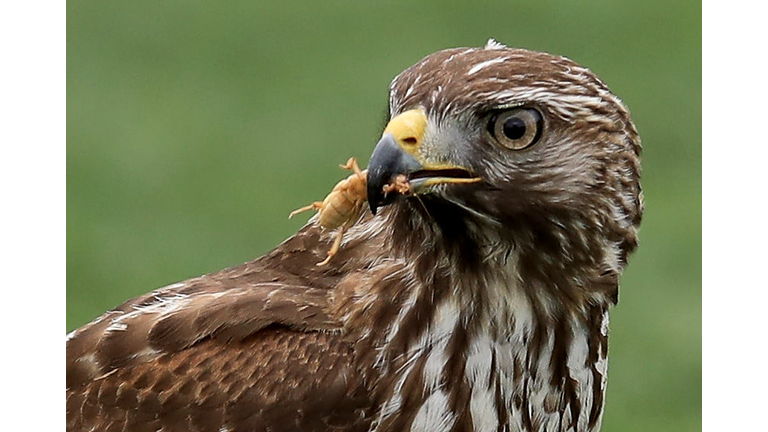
[488,108,543,150]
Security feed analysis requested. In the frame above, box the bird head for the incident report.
[366,41,643,275]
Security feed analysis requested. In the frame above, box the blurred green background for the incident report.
[67,1,701,430]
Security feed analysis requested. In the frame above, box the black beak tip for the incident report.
[366,133,423,216]
[368,193,379,215]
[366,169,385,215]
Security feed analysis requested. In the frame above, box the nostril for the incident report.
[402,137,418,146]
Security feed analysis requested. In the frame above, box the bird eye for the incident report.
[489,108,543,150]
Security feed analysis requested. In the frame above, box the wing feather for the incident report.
[67,225,373,431]
[68,329,371,432]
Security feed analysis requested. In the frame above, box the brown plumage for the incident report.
[67,40,642,432]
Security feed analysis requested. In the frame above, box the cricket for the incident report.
[290,158,369,265]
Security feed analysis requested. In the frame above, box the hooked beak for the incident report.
[367,109,481,215]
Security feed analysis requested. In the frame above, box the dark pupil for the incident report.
[503,117,526,140]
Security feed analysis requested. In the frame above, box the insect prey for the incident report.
[289,157,370,266]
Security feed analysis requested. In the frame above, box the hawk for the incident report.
[66,40,642,432]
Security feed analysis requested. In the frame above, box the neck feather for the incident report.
[333,205,617,431]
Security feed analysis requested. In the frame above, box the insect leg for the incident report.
[288,201,323,219]
[317,226,346,266]
[340,157,365,177]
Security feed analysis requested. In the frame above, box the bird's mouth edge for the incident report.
[407,168,482,190]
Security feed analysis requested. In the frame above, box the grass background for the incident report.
[67,1,701,430]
